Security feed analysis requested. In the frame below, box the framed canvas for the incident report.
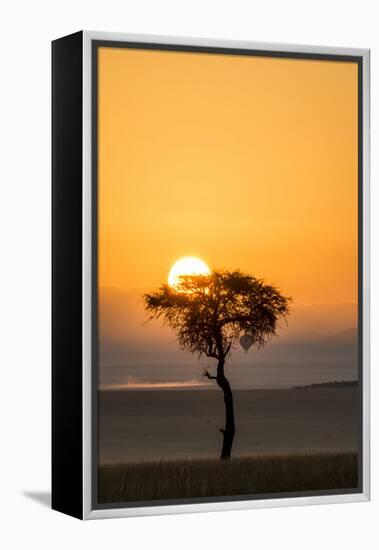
[52,31,370,520]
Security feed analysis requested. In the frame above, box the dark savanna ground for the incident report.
[98,453,358,503]
[99,388,359,463]
[98,387,359,503]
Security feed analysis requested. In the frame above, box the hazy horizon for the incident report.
[99,284,358,390]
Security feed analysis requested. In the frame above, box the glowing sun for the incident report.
[168,256,211,289]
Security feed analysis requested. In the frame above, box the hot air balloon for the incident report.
[239,333,253,353]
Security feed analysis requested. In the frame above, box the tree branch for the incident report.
[203,368,217,381]
[225,342,232,355]
[219,315,251,327]
[204,350,219,359]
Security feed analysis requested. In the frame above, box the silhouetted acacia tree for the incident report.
[143,270,290,460]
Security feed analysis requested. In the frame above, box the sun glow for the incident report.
[168,257,211,289]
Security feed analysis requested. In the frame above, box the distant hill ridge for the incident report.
[294,380,358,390]
[320,327,357,345]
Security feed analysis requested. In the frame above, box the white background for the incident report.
[0,1,377,548]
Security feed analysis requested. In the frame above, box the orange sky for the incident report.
[98,46,358,306]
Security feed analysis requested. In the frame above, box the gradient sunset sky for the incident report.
[98,46,358,308]
[96,46,360,390]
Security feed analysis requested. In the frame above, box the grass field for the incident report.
[98,452,358,504]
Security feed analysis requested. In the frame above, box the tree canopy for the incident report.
[143,270,291,362]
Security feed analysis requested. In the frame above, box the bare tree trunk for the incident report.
[217,360,235,460]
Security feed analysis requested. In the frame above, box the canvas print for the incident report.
[95,45,360,505]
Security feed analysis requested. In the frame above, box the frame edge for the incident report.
[81,31,370,520]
